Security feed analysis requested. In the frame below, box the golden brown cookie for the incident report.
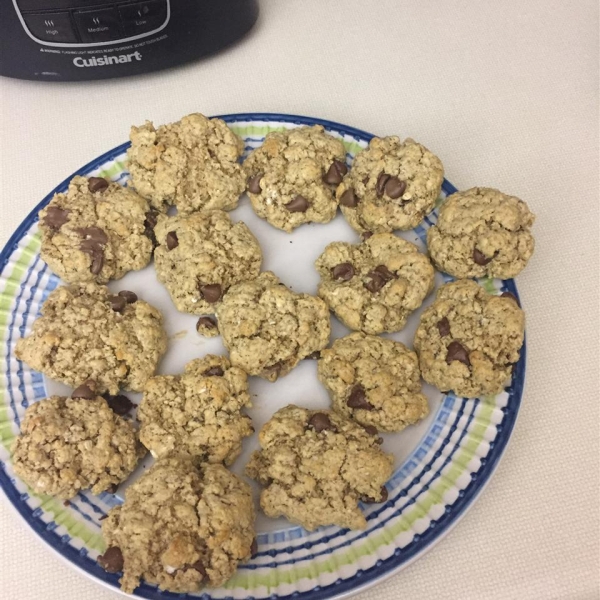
[414,279,525,397]
[100,454,255,594]
[246,405,393,531]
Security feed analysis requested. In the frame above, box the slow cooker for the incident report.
[0,0,259,81]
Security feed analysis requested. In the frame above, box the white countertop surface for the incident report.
[1,1,598,599]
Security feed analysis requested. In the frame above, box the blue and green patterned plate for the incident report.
[0,114,525,599]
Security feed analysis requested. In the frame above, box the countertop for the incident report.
[0,1,598,599]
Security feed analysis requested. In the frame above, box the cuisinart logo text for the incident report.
[73,52,142,68]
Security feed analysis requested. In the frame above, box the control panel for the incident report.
[13,0,170,46]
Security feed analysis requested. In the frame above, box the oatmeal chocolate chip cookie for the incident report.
[100,454,255,594]
[12,395,144,500]
[427,187,536,279]
[243,125,347,232]
[127,113,245,214]
[246,405,393,531]
[38,176,153,284]
[216,272,330,381]
[138,356,253,465]
[337,136,444,233]
[315,233,435,334]
[414,279,525,397]
[15,283,167,394]
[318,332,428,432]
[153,210,262,315]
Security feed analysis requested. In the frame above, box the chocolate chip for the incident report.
[44,207,69,230]
[347,384,374,410]
[106,483,119,494]
[118,290,138,304]
[384,176,407,199]
[304,350,321,360]
[250,538,258,556]
[144,210,159,229]
[98,546,123,573]
[501,291,520,305]
[369,486,387,502]
[80,240,104,275]
[203,366,224,377]
[364,271,387,293]
[190,559,207,577]
[72,381,96,399]
[446,341,471,366]
[376,172,391,197]
[285,195,309,213]
[247,174,263,194]
[166,231,178,250]
[362,486,388,504]
[362,432,384,445]
[196,316,217,332]
[76,226,108,244]
[89,249,104,274]
[473,248,493,266]
[143,210,159,248]
[339,188,359,207]
[63,500,70,507]
[200,284,222,303]
[263,361,283,378]
[104,394,134,416]
[77,227,108,275]
[88,177,109,193]
[323,159,348,185]
[108,294,127,313]
[362,231,373,240]
[308,412,336,433]
[437,317,451,337]
[373,265,396,282]
[331,262,355,281]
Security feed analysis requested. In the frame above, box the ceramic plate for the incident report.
[0,113,525,599]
